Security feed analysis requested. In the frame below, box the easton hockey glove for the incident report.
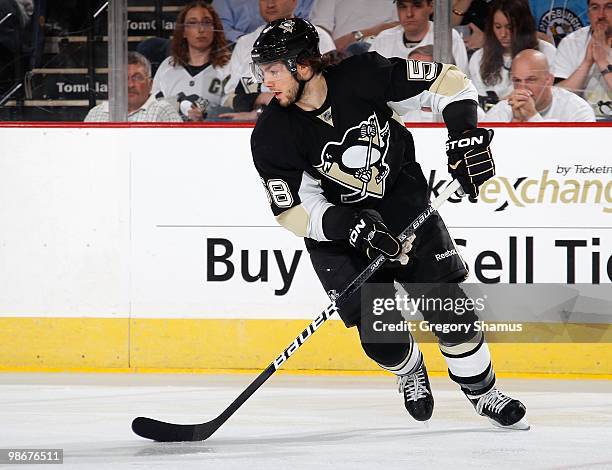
[348,209,415,265]
[446,128,495,198]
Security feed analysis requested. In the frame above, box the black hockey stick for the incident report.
[132,179,462,442]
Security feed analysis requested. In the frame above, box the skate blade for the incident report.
[488,417,530,431]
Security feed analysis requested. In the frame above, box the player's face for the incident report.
[127,63,152,112]
[492,10,512,51]
[259,0,297,23]
[511,61,553,110]
[587,0,612,31]
[397,1,433,38]
[183,6,215,52]
[261,62,298,107]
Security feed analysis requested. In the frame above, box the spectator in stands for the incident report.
[308,0,399,53]
[468,0,557,109]
[451,0,493,51]
[369,0,469,75]
[482,49,595,121]
[85,52,181,122]
[214,0,314,44]
[399,45,486,122]
[152,1,230,121]
[220,0,335,120]
[552,0,611,118]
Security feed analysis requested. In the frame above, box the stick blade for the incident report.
[132,416,217,442]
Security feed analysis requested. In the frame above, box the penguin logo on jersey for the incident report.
[240,76,260,94]
[315,113,390,203]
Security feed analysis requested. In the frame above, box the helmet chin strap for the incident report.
[293,69,315,103]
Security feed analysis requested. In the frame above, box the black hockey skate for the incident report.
[397,359,434,421]
[468,388,530,430]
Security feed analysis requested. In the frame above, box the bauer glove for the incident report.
[446,128,495,198]
[348,209,416,265]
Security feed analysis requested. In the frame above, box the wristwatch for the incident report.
[352,30,364,42]
[601,64,612,76]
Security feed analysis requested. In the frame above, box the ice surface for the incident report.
[1,373,611,469]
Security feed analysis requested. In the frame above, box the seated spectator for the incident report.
[84,52,181,122]
[214,0,314,44]
[451,0,492,51]
[221,0,335,120]
[309,0,399,53]
[152,1,231,121]
[552,0,611,118]
[469,0,557,109]
[369,0,469,75]
[482,49,595,121]
[401,45,486,122]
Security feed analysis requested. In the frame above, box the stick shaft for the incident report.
[209,180,461,431]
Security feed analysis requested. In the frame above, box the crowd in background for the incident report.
[1,0,610,122]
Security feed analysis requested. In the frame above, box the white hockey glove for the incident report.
[446,128,495,198]
[349,209,415,265]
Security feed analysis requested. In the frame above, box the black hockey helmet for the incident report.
[250,18,321,82]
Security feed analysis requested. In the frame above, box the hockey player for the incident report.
[250,18,529,430]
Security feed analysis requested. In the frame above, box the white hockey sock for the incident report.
[377,338,423,376]
[439,331,495,394]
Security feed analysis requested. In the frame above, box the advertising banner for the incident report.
[1,126,609,319]
[129,127,611,318]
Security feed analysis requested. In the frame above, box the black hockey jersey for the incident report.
[251,52,476,242]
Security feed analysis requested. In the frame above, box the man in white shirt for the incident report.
[308,0,399,51]
[369,0,469,75]
[221,0,335,120]
[483,49,595,122]
[552,0,611,117]
[85,52,181,122]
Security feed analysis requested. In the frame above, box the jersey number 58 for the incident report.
[261,178,293,208]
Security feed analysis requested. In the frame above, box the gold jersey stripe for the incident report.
[276,204,310,237]
[429,63,471,98]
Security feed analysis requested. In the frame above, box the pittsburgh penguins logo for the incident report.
[538,8,583,44]
[315,114,390,203]
[240,75,260,94]
[279,20,295,34]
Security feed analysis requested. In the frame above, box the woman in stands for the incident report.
[152,1,231,121]
[468,0,556,108]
